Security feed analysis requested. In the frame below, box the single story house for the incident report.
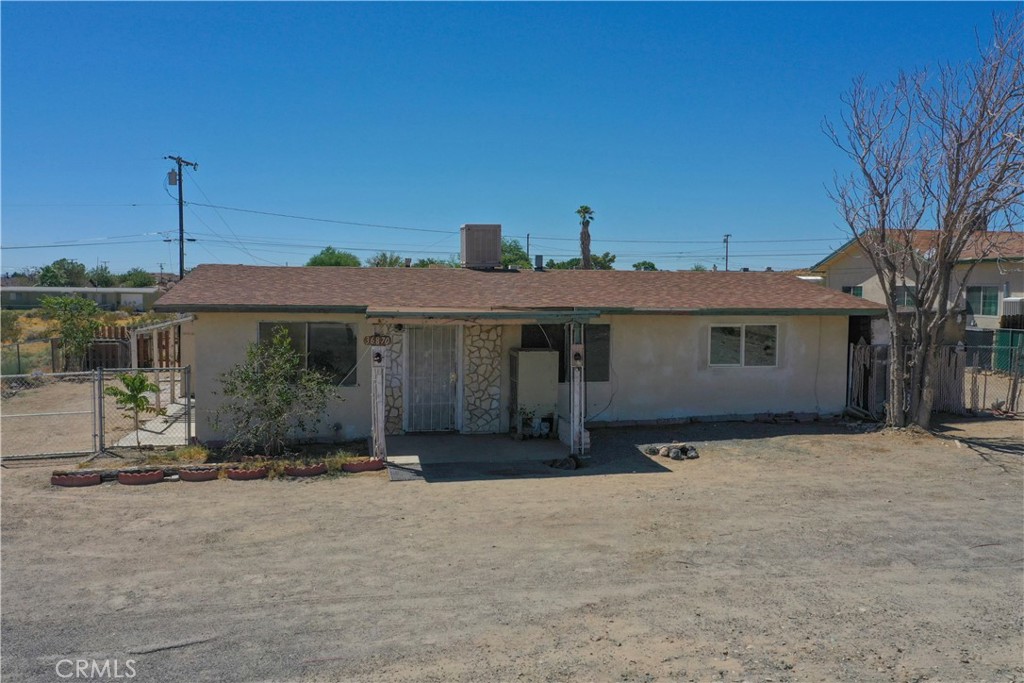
[155,251,883,455]
[809,230,1023,341]
[0,286,161,312]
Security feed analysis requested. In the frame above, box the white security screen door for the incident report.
[406,326,458,431]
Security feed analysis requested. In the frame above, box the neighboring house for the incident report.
[0,286,161,312]
[809,231,1024,341]
[155,239,882,449]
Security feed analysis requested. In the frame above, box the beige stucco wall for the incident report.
[179,319,196,377]
[193,312,850,445]
[192,312,374,444]
[820,248,1023,330]
[559,314,849,421]
[607,313,847,420]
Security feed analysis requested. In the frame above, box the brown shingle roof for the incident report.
[154,265,883,315]
[812,230,1023,271]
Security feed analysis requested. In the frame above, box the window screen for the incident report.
[309,323,358,385]
[258,322,357,386]
[710,326,742,366]
[710,325,777,367]
[584,324,611,382]
[744,325,777,366]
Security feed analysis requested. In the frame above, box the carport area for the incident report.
[386,434,573,481]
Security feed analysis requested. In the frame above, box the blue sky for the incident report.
[0,2,1006,274]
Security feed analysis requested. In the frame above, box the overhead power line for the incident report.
[186,202,458,235]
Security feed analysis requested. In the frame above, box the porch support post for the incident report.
[151,333,161,412]
[370,343,388,460]
[129,329,139,369]
[569,322,585,457]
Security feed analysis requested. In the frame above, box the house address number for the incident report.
[364,334,392,346]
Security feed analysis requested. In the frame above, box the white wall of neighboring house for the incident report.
[120,293,144,310]
[818,247,1024,331]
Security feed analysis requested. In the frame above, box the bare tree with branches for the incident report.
[826,13,1023,428]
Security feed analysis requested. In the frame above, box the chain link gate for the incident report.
[0,367,192,460]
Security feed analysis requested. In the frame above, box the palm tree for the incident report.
[104,372,164,450]
[576,205,595,270]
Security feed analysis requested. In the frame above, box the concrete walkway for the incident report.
[113,400,193,448]
[387,433,567,467]
[385,434,572,481]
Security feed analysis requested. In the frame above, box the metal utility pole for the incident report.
[165,155,198,279]
[723,233,732,271]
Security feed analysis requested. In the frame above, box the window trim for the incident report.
[708,323,779,368]
[257,321,359,386]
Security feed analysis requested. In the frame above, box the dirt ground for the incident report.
[1,418,1021,682]
[1,378,96,456]
[0,376,185,457]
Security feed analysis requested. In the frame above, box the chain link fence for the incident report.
[850,343,1023,417]
[0,371,98,457]
[963,345,1023,413]
[1,339,59,375]
[0,367,192,459]
[99,367,192,454]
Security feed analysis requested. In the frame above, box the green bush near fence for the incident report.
[1,341,52,376]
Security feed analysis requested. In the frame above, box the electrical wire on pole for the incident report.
[165,155,198,279]
[723,233,732,271]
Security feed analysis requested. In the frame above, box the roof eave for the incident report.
[366,308,604,321]
[152,303,369,314]
[809,236,859,272]
[683,307,886,316]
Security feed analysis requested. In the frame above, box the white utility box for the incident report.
[509,348,559,435]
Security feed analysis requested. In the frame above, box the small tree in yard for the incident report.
[826,13,1023,428]
[1,310,21,344]
[104,372,164,450]
[40,295,101,371]
[214,325,335,457]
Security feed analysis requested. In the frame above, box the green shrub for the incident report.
[1,310,22,344]
[214,325,336,457]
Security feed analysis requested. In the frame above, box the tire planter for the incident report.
[51,472,102,487]
[226,467,269,481]
[283,463,328,477]
[341,459,386,473]
[179,466,220,482]
[117,470,165,486]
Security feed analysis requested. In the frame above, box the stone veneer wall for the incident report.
[462,325,503,433]
[382,325,404,435]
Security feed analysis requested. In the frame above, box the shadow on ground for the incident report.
[387,421,864,483]
[930,417,1024,457]
[389,450,672,483]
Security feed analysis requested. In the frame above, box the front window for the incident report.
[966,286,999,316]
[258,322,358,385]
[710,324,778,367]
[841,285,863,297]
